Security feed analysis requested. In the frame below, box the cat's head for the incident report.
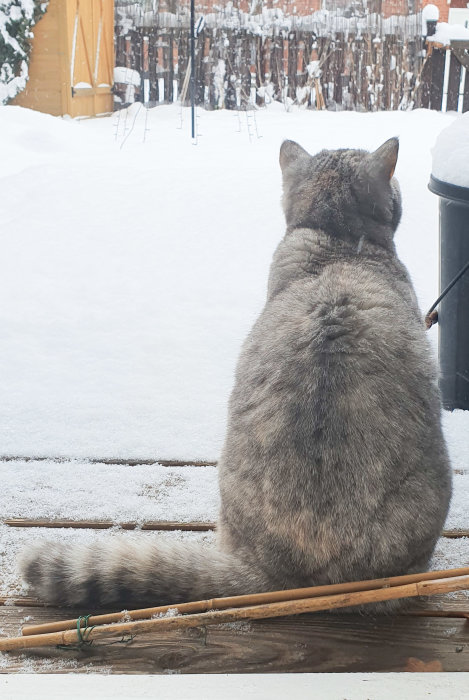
[279,138,402,248]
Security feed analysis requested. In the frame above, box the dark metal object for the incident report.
[425,19,437,37]
[428,175,469,410]
[190,0,195,138]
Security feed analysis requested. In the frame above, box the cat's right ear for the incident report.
[364,138,399,182]
[279,140,311,171]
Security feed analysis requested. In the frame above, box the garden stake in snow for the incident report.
[1,568,469,652]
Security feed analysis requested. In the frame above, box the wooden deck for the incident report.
[1,597,469,673]
[1,459,468,674]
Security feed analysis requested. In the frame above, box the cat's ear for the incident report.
[364,137,399,181]
[279,140,311,171]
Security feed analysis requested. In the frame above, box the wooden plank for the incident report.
[430,48,446,110]
[1,606,469,673]
[1,457,465,474]
[446,52,462,112]
[413,590,469,612]
[451,41,469,71]
[11,0,62,115]
[418,52,433,109]
[4,518,215,531]
[4,519,466,539]
[406,610,469,618]
[443,530,469,538]
[464,66,469,113]
[0,596,42,607]
[0,456,217,467]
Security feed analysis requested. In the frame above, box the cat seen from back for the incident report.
[21,137,452,611]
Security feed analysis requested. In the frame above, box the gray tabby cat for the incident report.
[21,138,452,610]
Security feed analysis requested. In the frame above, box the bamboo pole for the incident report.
[21,566,469,638]
[2,574,469,652]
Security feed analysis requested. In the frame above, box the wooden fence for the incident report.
[419,41,469,113]
[114,24,469,112]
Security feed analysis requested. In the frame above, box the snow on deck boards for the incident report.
[0,462,220,524]
[0,459,468,600]
[1,460,468,529]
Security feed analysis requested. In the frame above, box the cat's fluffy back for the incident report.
[233,246,440,459]
[222,247,450,583]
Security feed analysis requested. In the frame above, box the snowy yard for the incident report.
[0,102,468,604]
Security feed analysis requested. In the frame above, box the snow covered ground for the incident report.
[0,103,468,599]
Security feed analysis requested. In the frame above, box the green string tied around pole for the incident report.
[56,614,136,651]
[56,614,95,651]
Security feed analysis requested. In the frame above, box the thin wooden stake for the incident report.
[2,574,469,652]
[21,566,469,637]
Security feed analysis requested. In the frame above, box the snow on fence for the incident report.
[114,4,469,113]
[114,26,426,111]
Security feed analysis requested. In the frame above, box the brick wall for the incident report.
[382,0,413,18]
[290,0,322,15]
[422,0,449,23]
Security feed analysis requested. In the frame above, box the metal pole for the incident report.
[190,0,195,139]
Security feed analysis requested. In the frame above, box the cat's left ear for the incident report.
[364,137,399,181]
[279,140,311,171]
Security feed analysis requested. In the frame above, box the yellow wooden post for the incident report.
[12,0,114,118]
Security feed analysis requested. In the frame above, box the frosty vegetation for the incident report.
[0,0,48,105]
